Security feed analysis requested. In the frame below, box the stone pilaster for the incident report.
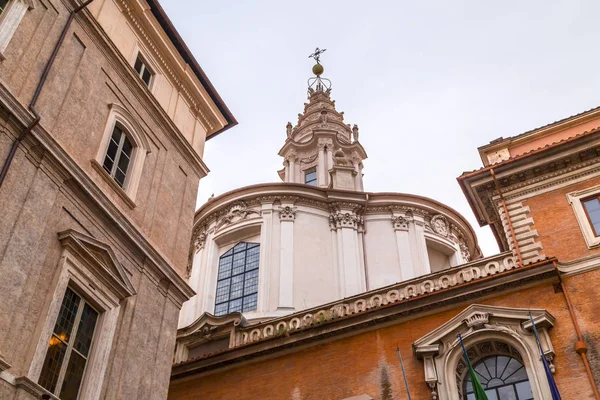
[412,214,432,275]
[258,201,274,311]
[278,204,296,309]
[392,215,415,281]
[329,203,365,297]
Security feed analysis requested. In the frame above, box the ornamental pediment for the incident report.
[412,304,555,357]
[57,230,136,300]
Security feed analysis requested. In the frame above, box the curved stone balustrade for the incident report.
[233,252,516,346]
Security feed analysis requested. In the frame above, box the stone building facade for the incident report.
[170,72,600,398]
[0,0,235,399]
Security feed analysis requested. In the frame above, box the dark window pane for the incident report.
[103,138,119,173]
[223,248,234,257]
[53,288,81,343]
[60,352,87,400]
[142,68,152,86]
[121,135,133,157]
[115,168,126,187]
[117,152,130,181]
[0,0,8,15]
[134,57,143,73]
[39,337,67,393]
[74,303,98,357]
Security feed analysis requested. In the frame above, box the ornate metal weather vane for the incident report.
[308,47,327,65]
[307,47,331,97]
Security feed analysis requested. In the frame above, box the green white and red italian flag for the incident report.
[458,333,488,400]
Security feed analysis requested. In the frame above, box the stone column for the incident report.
[278,204,296,310]
[258,201,274,311]
[392,215,415,281]
[284,160,289,182]
[412,214,431,275]
[330,204,365,297]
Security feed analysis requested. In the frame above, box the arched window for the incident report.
[460,341,533,400]
[102,123,133,188]
[214,242,260,316]
[95,104,150,202]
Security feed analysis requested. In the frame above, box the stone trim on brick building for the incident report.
[171,254,559,378]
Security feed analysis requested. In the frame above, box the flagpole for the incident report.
[458,333,488,400]
[396,346,412,400]
[529,312,562,400]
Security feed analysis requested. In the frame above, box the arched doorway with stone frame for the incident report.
[413,305,558,400]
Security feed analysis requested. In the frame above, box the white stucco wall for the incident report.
[179,185,480,326]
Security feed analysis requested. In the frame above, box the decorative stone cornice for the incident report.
[115,0,217,130]
[278,206,297,221]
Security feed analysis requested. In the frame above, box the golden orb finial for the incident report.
[312,63,324,76]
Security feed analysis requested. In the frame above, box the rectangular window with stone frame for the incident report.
[134,53,154,88]
[304,168,317,186]
[38,287,99,400]
[582,194,600,236]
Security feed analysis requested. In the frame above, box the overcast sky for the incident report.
[162,0,600,256]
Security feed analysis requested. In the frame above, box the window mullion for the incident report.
[111,131,126,177]
[55,296,85,395]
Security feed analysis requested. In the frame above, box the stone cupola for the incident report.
[277,66,367,191]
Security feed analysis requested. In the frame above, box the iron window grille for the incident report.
[214,242,260,316]
[39,287,99,400]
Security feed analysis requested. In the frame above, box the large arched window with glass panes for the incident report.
[214,242,260,316]
[460,341,533,400]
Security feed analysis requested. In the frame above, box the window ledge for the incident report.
[91,159,136,209]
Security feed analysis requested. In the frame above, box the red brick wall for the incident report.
[169,281,596,400]
[524,176,600,262]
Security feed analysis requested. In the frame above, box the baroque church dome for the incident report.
[179,66,482,326]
